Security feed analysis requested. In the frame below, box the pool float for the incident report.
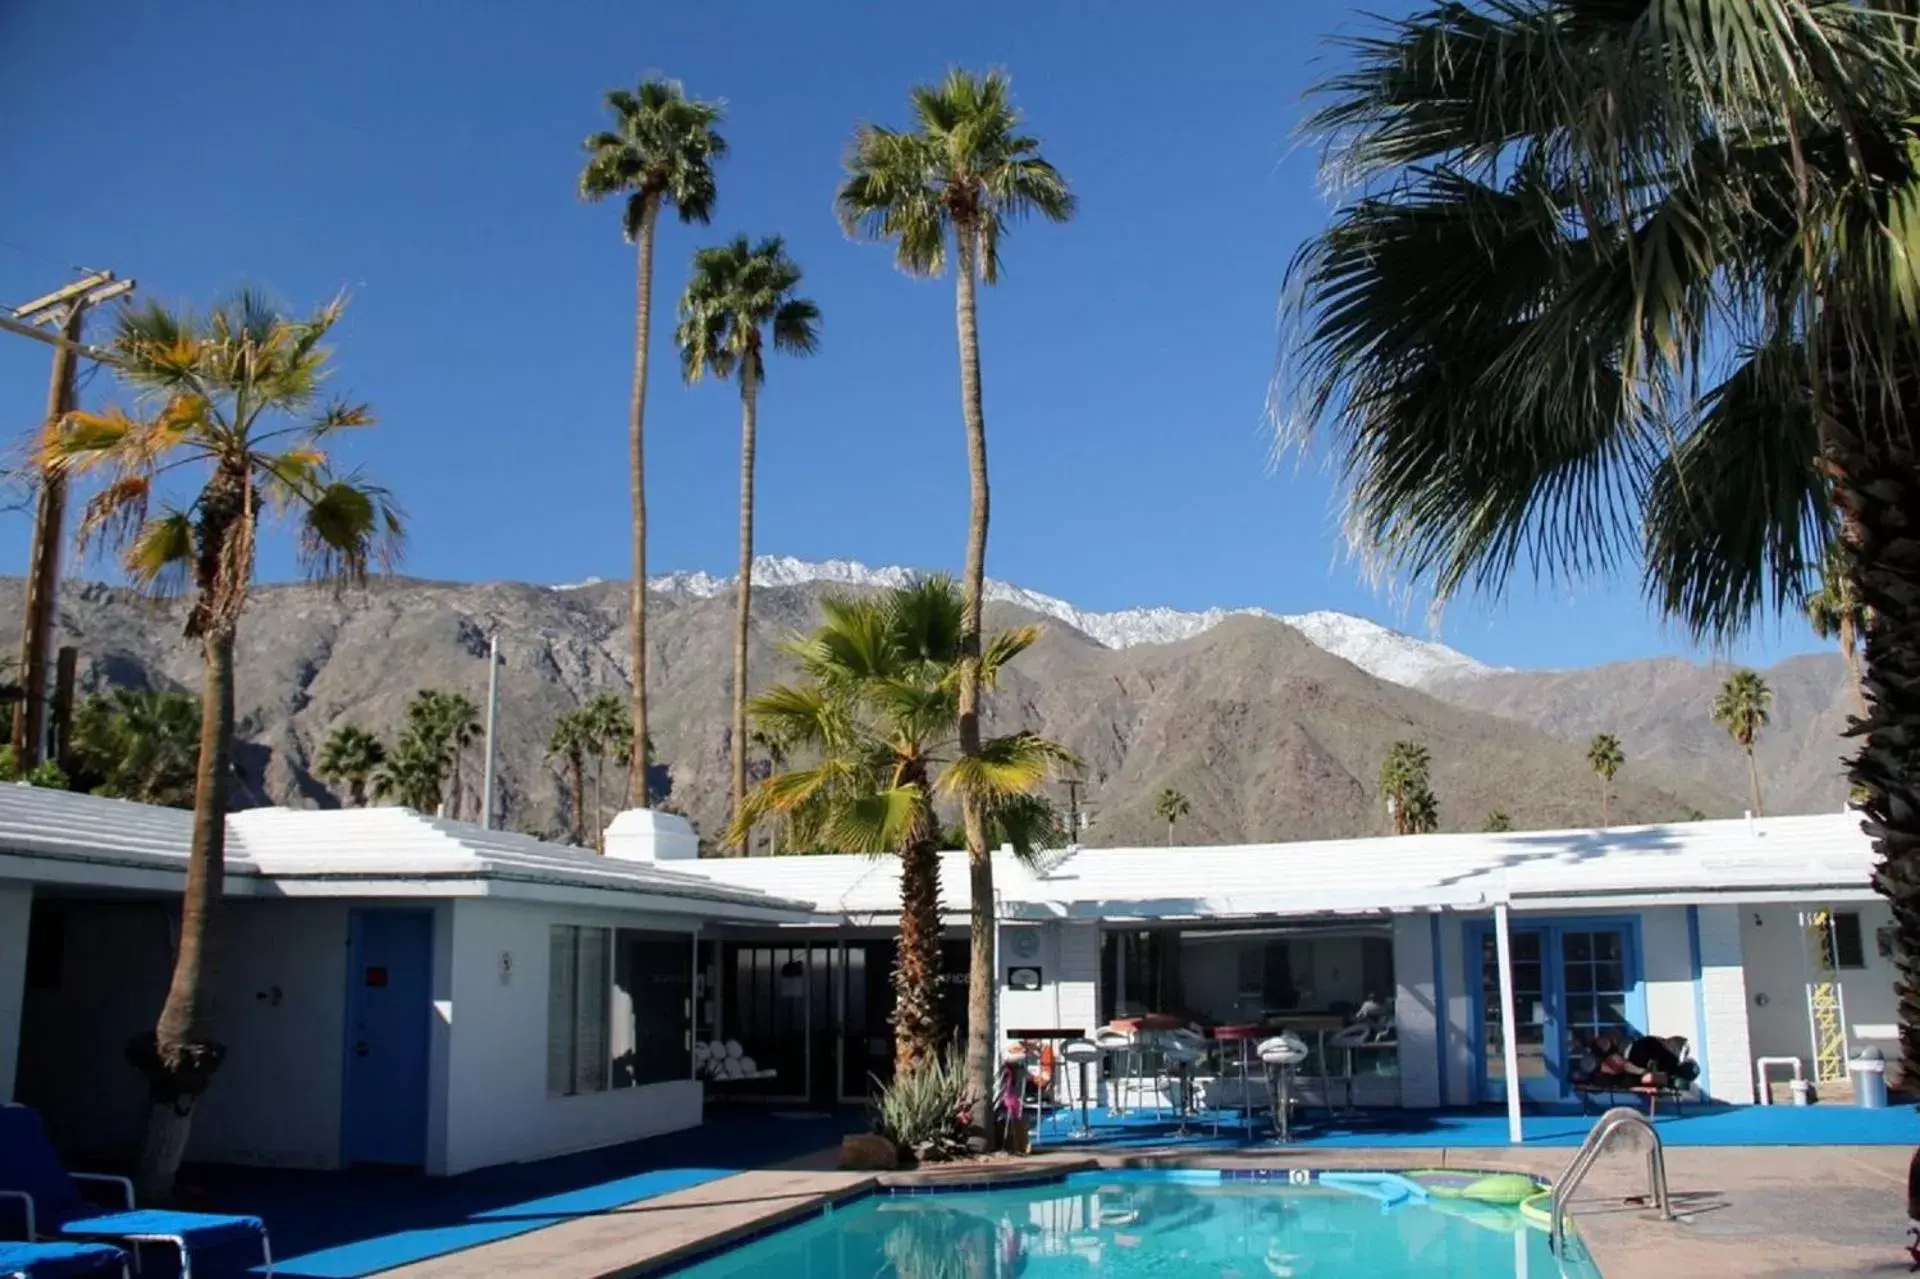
[1405,1169,1543,1206]
[1423,1195,1527,1235]
[1317,1171,1432,1209]
[1518,1189,1555,1231]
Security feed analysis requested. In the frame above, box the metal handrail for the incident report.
[1549,1105,1673,1257]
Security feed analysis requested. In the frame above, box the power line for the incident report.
[0,234,98,278]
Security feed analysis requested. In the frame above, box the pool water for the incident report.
[674,1170,1601,1277]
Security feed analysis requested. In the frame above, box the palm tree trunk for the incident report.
[1824,391,1920,1108]
[570,753,586,847]
[1601,778,1610,829]
[730,363,758,855]
[350,777,366,808]
[593,754,605,852]
[1841,613,1868,717]
[131,626,235,1202]
[894,790,944,1073]
[447,743,461,821]
[1745,744,1764,817]
[950,217,998,1148]
[626,195,660,807]
[1167,819,1174,847]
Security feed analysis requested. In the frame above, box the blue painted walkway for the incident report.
[1030,1101,1920,1151]
[177,1109,865,1278]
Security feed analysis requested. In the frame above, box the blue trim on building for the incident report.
[1463,913,1648,1104]
[1430,913,1449,1107]
[1686,905,1712,1099]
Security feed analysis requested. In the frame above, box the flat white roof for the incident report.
[0,785,812,923]
[680,811,1877,922]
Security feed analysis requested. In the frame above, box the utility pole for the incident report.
[480,634,501,829]
[1064,777,1083,847]
[7,271,134,768]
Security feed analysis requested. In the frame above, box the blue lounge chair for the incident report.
[0,1242,129,1279]
[0,1106,270,1279]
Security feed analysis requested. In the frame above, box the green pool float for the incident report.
[1406,1170,1543,1206]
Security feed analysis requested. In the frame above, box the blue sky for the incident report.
[0,1,1825,672]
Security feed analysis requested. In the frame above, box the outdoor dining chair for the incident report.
[0,1105,272,1279]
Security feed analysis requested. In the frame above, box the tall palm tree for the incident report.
[547,707,592,847]
[1586,733,1625,829]
[1380,741,1437,836]
[676,235,821,851]
[406,691,479,819]
[316,723,386,807]
[1153,787,1190,846]
[731,578,1077,1072]
[749,727,790,854]
[46,291,402,1200]
[1807,544,1869,717]
[1280,1,1920,1100]
[583,691,632,848]
[837,68,1075,1136]
[580,78,727,810]
[1713,670,1773,817]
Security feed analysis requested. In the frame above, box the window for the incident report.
[548,926,610,1096]
[1829,912,1866,971]
[612,930,693,1088]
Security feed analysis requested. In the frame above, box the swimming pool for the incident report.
[669,1169,1601,1276]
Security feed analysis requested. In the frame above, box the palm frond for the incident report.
[121,511,193,597]
[937,731,1080,806]
[294,471,406,586]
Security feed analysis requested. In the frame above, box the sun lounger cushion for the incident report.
[0,1240,127,1279]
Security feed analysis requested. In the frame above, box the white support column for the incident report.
[1494,902,1524,1144]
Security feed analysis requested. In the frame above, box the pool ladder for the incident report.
[1548,1106,1673,1258]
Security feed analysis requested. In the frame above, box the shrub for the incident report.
[870,1053,969,1164]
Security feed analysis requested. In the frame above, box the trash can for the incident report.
[1852,1047,1889,1109]
[1790,1078,1814,1106]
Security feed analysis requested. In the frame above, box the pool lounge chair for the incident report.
[1570,1035,1698,1117]
[0,1106,271,1279]
[0,1241,129,1279]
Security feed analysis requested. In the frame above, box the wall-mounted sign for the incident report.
[1006,966,1042,991]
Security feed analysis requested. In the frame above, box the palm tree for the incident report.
[731,578,1077,1071]
[676,235,821,851]
[748,727,790,854]
[1807,544,1869,717]
[1153,787,1190,846]
[1380,741,1437,836]
[69,689,202,808]
[371,731,446,813]
[46,291,402,1200]
[1586,733,1625,829]
[1713,670,1773,817]
[1482,809,1512,834]
[837,68,1075,1138]
[1280,2,1920,1107]
[583,691,631,848]
[316,723,386,807]
[580,78,727,810]
[546,708,592,847]
[427,692,481,819]
[397,690,477,818]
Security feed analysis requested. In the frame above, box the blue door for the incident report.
[344,909,433,1166]
[1468,918,1644,1103]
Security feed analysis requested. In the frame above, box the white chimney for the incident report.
[603,808,699,862]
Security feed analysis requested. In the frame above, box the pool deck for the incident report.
[369,1142,1914,1277]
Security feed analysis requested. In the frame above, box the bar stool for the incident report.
[1259,1032,1310,1144]
[1327,1022,1371,1118]
[1163,1030,1204,1136]
[1213,1024,1260,1136]
[1093,1027,1136,1117]
[1059,1038,1101,1139]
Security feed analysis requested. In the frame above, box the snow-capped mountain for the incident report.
[631,555,1500,688]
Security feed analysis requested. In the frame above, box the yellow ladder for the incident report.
[1804,909,1847,1085]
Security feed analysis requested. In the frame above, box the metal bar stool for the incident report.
[1094,1027,1135,1117]
[1060,1038,1101,1139]
[1259,1032,1310,1144]
[1163,1029,1205,1136]
[1213,1024,1260,1136]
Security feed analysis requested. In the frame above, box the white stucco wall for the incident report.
[1436,912,1475,1106]
[1696,904,1754,1102]
[16,897,349,1166]
[0,882,31,1102]
[1001,922,1099,1104]
[1391,914,1440,1108]
[441,897,701,1175]
[1740,901,1899,1087]
[1636,907,1700,1048]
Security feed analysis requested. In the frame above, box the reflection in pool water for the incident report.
[674,1170,1600,1277]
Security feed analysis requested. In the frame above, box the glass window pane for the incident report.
[1833,913,1866,970]
[1600,996,1628,1026]
[574,928,610,1095]
[1564,963,1594,994]
[1593,962,1625,993]
[1564,932,1592,961]
[614,930,694,1088]
[1566,996,1597,1028]
[1514,933,1542,962]
[1593,932,1623,960]
[548,926,577,1096]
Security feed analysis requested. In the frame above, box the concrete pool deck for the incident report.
[371,1142,1914,1277]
